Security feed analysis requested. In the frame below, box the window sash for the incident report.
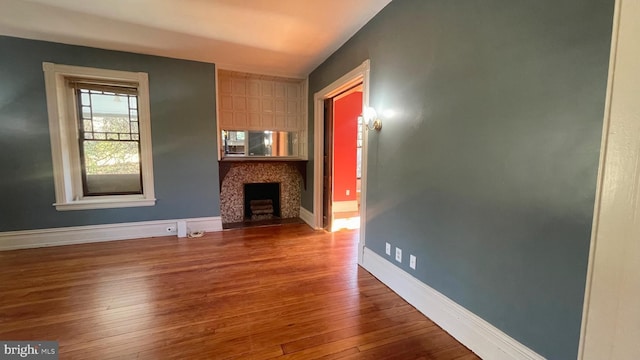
[67,78,138,95]
[75,87,143,196]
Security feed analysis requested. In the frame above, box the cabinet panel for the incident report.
[274,83,286,98]
[261,80,274,97]
[219,70,304,131]
[248,113,261,127]
[233,112,247,127]
[263,113,275,128]
[248,80,260,97]
[220,95,233,111]
[247,97,260,112]
[231,78,246,96]
[232,97,246,111]
[220,111,234,128]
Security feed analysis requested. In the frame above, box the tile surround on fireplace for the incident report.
[219,162,302,224]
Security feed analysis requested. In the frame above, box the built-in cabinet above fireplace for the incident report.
[217,70,307,160]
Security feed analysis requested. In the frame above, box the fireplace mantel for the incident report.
[218,158,308,189]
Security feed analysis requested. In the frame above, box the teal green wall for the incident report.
[305,1,614,358]
[0,36,220,231]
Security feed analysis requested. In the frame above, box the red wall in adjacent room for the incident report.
[333,90,362,202]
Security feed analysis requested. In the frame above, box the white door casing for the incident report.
[579,0,640,359]
[313,60,371,265]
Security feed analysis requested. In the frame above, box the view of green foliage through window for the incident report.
[77,89,142,195]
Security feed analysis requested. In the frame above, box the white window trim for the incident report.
[43,62,156,211]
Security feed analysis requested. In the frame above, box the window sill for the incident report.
[54,197,156,211]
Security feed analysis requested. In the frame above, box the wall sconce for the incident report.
[359,107,382,131]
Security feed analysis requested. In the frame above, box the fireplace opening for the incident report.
[244,183,281,221]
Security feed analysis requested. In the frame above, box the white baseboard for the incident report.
[0,216,223,251]
[299,206,315,228]
[361,248,545,360]
[332,200,358,212]
[184,217,223,233]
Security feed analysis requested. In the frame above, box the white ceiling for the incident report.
[0,0,391,78]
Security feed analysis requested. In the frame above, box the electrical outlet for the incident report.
[410,255,417,269]
[395,247,402,263]
[166,226,176,233]
[385,242,391,255]
[346,189,350,196]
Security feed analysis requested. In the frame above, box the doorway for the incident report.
[313,60,371,265]
[329,85,363,232]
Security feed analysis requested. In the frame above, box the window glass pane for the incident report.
[83,140,141,194]
[129,96,137,108]
[92,93,129,118]
[79,91,139,138]
[77,88,142,195]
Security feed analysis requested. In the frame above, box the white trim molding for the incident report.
[361,248,545,360]
[313,60,370,265]
[332,200,359,213]
[0,217,222,251]
[299,206,314,227]
[579,0,640,358]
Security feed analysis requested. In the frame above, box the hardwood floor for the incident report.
[0,224,479,359]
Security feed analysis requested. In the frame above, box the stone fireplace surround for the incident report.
[219,161,303,224]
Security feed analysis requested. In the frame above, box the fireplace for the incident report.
[244,183,281,220]
[219,161,303,225]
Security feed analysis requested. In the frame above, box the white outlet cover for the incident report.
[395,247,402,262]
[385,243,391,255]
[410,255,417,269]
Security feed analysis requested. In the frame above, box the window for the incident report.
[43,62,155,210]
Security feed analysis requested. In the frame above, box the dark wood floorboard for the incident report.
[0,223,479,359]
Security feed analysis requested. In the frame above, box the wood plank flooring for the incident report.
[0,224,479,359]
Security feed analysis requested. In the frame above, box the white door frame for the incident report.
[579,0,640,358]
[313,60,371,265]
